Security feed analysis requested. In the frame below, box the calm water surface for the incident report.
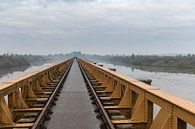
[101,63,195,128]
[0,62,194,128]
[0,63,51,83]
[101,63,195,102]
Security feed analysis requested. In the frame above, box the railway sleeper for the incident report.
[86,74,147,129]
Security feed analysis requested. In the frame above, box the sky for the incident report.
[0,0,195,55]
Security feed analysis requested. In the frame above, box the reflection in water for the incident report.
[131,67,134,72]
[0,63,51,83]
[102,62,195,102]
[0,62,194,128]
[102,63,195,129]
[0,66,27,78]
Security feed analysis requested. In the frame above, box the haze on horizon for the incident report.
[0,0,195,55]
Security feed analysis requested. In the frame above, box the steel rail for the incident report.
[78,60,115,129]
[31,61,73,129]
[79,58,195,128]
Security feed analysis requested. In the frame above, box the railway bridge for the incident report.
[0,58,194,129]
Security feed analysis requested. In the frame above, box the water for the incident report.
[0,63,52,83]
[101,62,195,102]
[101,62,195,129]
[0,62,194,128]
[0,63,52,103]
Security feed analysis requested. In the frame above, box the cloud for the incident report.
[0,0,195,54]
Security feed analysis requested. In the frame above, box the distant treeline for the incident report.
[82,53,195,74]
[60,52,194,73]
[1,52,195,74]
[56,52,195,70]
[0,52,85,69]
[0,52,79,69]
[105,54,195,68]
[0,54,47,68]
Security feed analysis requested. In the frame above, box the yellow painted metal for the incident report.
[0,59,73,128]
[78,58,195,129]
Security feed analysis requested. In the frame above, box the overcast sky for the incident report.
[0,0,195,55]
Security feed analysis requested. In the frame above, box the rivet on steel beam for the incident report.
[45,115,51,121]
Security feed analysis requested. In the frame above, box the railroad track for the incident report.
[78,59,195,129]
[0,59,73,129]
[31,62,72,129]
[79,61,148,129]
[1,58,194,129]
[79,60,115,129]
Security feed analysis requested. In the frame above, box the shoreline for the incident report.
[105,62,195,75]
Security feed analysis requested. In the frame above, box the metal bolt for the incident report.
[48,110,53,115]
[91,101,96,105]
[54,97,58,101]
[90,97,94,100]
[53,102,56,106]
[45,115,51,121]
[94,108,99,113]
[96,113,102,119]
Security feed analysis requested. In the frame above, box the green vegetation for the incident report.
[1,52,195,74]
[0,54,47,68]
[104,54,195,68]
[69,52,195,74]
[99,54,195,74]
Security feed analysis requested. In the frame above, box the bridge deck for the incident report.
[45,60,100,129]
[0,58,194,129]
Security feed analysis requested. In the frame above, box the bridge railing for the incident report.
[78,59,195,129]
[0,59,73,128]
